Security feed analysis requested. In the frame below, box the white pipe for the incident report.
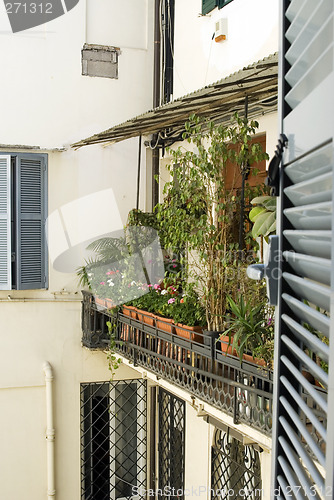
[43,362,56,500]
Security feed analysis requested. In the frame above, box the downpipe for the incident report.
[43,362,56,500]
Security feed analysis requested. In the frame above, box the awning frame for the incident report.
[72,53,278,149]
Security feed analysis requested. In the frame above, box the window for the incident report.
[0,153,48,290]
[81,380,147,500]
[158,389,185,499]
[202,0,234,15]
[82,44,120,79]
[211,428,262,499]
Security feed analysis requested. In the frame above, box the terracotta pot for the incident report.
[122,305,137,319]
[156,316,175,333]
[218,335,236,355]
[175,324,203,343]
[136,309,156,326]
[95,296,114,309]
[219,335,268,366]
[242,352,267,367]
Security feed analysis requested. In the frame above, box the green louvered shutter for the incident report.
[202,0,233,13]
[0,155,11,290]
[272,0,334,497]
[217,0,234,8]
[202,0,217,15]
[16,154,48,290]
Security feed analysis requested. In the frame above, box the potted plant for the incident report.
[155,113,268,334]
[170,285,206,342]
[222,294,274,367]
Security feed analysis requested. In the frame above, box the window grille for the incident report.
[158,389,185,499]
[81,380,147,500]
[211,428,262,499]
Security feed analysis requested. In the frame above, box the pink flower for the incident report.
[173,264,177,268]
[168,298,175,304]
[154,284,160,290]
[148,284,153,288]
[100,282,105,285]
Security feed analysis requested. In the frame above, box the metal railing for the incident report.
[81,291,274,435]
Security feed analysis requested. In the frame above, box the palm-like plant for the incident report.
[223,295,269,362]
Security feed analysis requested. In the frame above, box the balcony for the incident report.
[82,291,274,435]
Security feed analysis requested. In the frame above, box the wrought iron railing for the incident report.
[82,291,274,435]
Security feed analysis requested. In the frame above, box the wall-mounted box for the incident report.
[214,18,227,42]
[82,44,120,79]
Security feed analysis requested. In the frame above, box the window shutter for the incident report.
[0,155,11,290]
[16,154,48,290]
[202,0,217,15]
[272,0,334,497]
[217,0,233,8]
[202,0,233,15]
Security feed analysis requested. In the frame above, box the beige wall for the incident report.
[173,0,279,99]
[0,300,141,500]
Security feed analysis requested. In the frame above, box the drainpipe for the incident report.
[43,361,56,500]
[152,0,161,208]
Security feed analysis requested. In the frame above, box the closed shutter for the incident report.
[0,155,11,290]
[16,154,48,290]
[272,0,334,497]
[202,0,217,15]
[202,0,233,14]
[217,0,233,8]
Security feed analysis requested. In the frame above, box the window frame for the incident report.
[0,152,48,290]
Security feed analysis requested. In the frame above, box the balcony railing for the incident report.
[82,291,274,435]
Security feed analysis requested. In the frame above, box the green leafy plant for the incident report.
[249,195,276,240]
[155,112,268,331]
[171,295,206,327]
[223,294,274,363]
[106,314,122,379]
[129,277,180,317]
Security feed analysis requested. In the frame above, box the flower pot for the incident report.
[122,305,137,319]
[219,335,237,356]
[95,296,114,310]
[139,310,156,326]
[175,323,203,343]
[156,316,175,333]
[242,352,267,367]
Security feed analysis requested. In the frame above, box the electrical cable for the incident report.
[203,33,215,87]
[166,0,188,95]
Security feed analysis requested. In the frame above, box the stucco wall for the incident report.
[0,300,141,500]
[0,0,154,148]
[173,0,279,99]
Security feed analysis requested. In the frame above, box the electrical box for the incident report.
[214,18,227,42]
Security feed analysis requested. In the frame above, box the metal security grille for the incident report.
[158,389,185,499]
[81,380,147,500]
[211,429,262,499]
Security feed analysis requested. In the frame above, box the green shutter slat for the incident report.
[218,0,234,8]
[202,0,233,15]
[16,154,48,290]
[0,155,11,290]
[202,0,217,15]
